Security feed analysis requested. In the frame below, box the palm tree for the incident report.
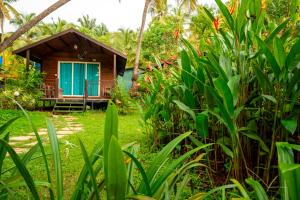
[94,22,109,37]
[40,18,73,36]
[0,0,19,41]
[10,13,38,43]
[0,0,71,53]
[78,15,97,30]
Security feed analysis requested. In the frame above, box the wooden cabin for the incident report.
[13,28,127,105]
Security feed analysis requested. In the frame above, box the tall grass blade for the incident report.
[0,140,40,199]
[231,179,251,200]
[0,117,19,135]
[0,133,9,175]
[78,139,100,200]
[46,119,63,200]
[107,136,127,200]
[245,178,269,200]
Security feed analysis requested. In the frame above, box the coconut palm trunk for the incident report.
[0,0,71,53]
[131,0,151,93]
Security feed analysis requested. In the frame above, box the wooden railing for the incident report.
[42,78,115,99]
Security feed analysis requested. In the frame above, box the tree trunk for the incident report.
[131,0,151,94]
[0,0,71,53]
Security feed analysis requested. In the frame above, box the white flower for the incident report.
[14,91,20,97]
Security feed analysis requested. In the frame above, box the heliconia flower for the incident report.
[146,64,152,71]
[173,29,180,40]
[229,6,235,14]
[213,18,220,31]
[171,55,177,60]
[197,49,203,57]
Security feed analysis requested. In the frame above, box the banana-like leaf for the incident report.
[0,140,40,200]
[46,119,63,200]
[286,39,300,70]
[227,75,240,106]
[245,178,269,200]
[214,77,234,116]
[265,19,289,44]
[273,37,286,68]
[173,100,195,121]
[107,136,127,200]
[281,117,298,135]
[181,50,194,88]
[196,113,208,137]
[253,65,274,94]
[276,142,300,200]
[256,36,281,80]
[78,139,100,200]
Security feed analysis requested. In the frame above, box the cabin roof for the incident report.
[13,28,127,75]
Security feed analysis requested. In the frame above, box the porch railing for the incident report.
[42,78,115,99]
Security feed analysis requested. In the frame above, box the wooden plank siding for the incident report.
[42,51,114,99]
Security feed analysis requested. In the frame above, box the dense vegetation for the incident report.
[0,0,299,199]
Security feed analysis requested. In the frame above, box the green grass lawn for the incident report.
[19,110,144,198]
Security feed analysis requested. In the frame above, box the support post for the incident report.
[55,78,59,98]
[113,54,117,79]
[25,50,30,79]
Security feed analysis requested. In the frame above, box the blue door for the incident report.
[87,63,99,96]
[59,62,72,95]
[73,63,85,95]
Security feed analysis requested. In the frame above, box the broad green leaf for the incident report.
[281,117,297,135]
[196,113,208,137]
[265,19,289,44]
[0,140,40,200]
[245,178,269,200]
[173,100,195,121]
[0,133,9,175]
[217,143,233,158]
[227,75,240,106]
[273,37,286,68]
[107,136,127,200]
[214,77,234,116]
[181,50,194,88]
[104,101,118,180]
[78,139,100,200]
[241,131,270,153]
[286,39,300,70]
[253,65,274,94]
[256,36,281,80]
[46,119,63,200]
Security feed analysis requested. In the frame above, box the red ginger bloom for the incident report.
[173,29,180,40]
[213,17,220,31]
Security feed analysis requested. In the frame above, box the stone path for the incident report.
[9,116,83,154]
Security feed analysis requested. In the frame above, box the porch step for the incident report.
[53,101,85,114]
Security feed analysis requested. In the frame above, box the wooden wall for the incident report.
[42,51,115,98]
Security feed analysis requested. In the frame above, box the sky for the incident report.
[4,0,217,33]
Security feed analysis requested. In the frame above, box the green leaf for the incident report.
[256,36,281,80]
[173,100,195,121]
[265,19,289,44]
[215,0,234,31]
[104,101,118,180]
[281,117,297,135]
[138,132,192,193]
[273,37,286,68]
[227,75,240,106]
[217,143,233,158]
[231,179,251,200]
[181,50,194,88]
[124,151,151,195]
[107,136,127,200]
[0,133,9,175]
[46,119,63,200]
[262,94,277,103]
[0,117,19,135]
[214,77,234,116]
[241,131,270,153]
[253,65,274,94]
[78,139,100,200]
[286,39,300,70]
[245,178,269,200]
[196,113,208,137]
[0,140,40,200]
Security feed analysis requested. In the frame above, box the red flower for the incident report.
[146,64,152,71]
[229,6,235,14]
[213,18,220,31]
[173,29,180,40]
[170,55,177,60]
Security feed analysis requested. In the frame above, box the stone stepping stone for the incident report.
[56,130,75,135]
[10,136,34,142]
[61,127,82,131]
[14,148,28,154]
[28,131,48,136]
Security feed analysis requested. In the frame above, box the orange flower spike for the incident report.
[146,63,152,71]
[173,29,180,40]
[213,17,220,31]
